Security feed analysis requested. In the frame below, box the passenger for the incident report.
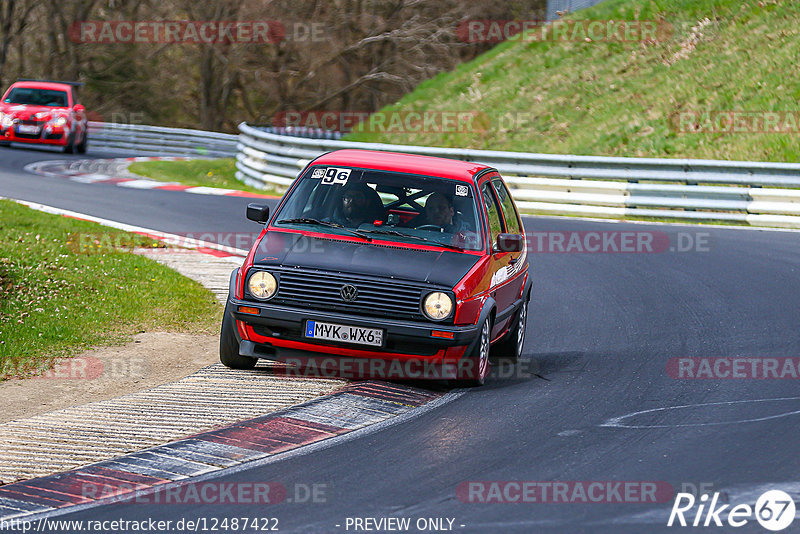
[417,192,469,233]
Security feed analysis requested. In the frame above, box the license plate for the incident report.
[304,320,384,347]
[17,124,40,135]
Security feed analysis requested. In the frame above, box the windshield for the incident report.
[4,88,68,107]
[273,166,484,251]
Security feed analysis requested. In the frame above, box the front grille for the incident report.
[266,268,433,321]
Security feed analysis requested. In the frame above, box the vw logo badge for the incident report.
[340,284,358,302]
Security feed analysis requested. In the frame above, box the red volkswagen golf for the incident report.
[221,149,530,385]
[0,79,88,153]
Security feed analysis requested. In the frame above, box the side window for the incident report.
[480,180,504,246]
[492,178,521,234]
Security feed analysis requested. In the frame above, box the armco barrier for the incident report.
[88,121,237,158]
[236,122,800,229]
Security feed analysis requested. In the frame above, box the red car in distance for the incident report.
[0,79,88,153]
[222,149,530,386]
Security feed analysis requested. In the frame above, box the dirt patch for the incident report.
[0,332,218,424]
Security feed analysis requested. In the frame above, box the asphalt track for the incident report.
[2,145,800,533]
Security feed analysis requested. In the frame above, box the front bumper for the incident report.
[1,126,70,145]
[229,296,479,365]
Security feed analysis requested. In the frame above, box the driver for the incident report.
[335,184,378,227]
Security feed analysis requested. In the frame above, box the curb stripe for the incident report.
[0,488,66,508]
[77,467,169,486]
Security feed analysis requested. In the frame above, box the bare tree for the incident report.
[0,0,546,131]
[0,0,35,87]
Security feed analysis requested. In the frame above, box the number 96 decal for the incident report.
[312,167,352,185]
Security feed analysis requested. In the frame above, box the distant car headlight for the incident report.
[50,116,68,127]
[0,113,12,128]
[423,292,454,321]
[248,271,278,300]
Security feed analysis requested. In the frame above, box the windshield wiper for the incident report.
[275,218,372,241]
[362,229,464,251]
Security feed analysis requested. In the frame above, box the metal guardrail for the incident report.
[83,120,800,228]
[88,121,238,158]
[236,122,800,229]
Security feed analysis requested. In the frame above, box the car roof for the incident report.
[312,149,494,183]
[7,81,73,92]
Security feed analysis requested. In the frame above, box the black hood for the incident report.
[253,231,479,287]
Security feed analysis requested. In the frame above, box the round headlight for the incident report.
[51,116,68,127]
[423,292,453,321]
[248,271,277,300]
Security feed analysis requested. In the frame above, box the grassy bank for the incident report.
[129,158,281,196]
[0,200,221,380]
[346,0,800,163]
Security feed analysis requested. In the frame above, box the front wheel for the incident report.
[63,133,75,154]
[494,299,528,362]
[76,132,88,154]
[457,318,491,387]
[219,302,257,369]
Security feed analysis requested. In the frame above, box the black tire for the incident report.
[219,302,257,369]
[457,317,492,387]
[0,141,10,148]
[76,131,87,154]
[63,133,75,154]
[493,297,529,362]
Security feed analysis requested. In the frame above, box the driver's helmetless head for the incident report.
[425,192,454,226]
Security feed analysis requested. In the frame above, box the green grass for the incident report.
[0,200,221,380]
[345,0,800,163]
[129,158,282,196]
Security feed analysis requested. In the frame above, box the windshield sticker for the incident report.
[316,167,352,185]
[456,185,469,197]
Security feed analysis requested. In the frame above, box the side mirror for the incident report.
[246,204,270,223]
[494,233,523,253]
[73,104,85,113]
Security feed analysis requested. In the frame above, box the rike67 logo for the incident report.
[668,490,796,531]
